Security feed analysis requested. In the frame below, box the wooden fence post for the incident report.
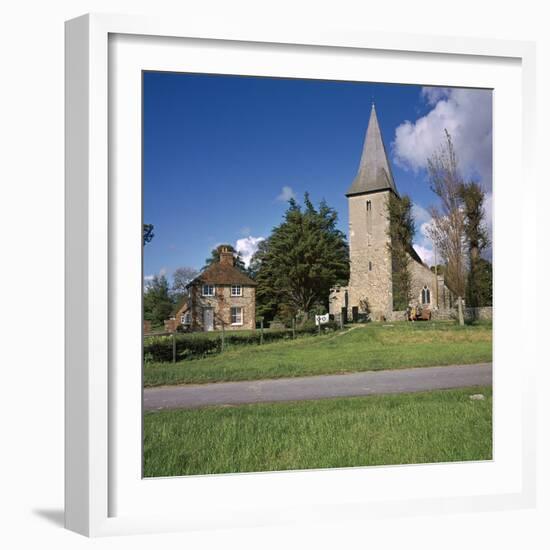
[292,317,296,339]
[260,318,264,345]
[221,322,225,352]
[172,332,176,364]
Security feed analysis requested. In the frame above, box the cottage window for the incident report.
[366,200,372,211]
[181,312,191,325]
[369,261,372,271]
[231,285,242,296]
[202,284,215,296]
[422,286,431,304]
[231,307,243,325]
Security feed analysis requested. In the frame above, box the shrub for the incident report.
[143,322,340,362]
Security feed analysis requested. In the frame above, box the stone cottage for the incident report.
[329,104,451,321]
[163,297,190,333]
[169,246,257,332]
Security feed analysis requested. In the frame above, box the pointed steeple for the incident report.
[346,104,398,197]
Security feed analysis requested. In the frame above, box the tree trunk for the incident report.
[457,295,464,326]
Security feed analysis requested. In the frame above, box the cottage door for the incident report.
[203,307,214,332]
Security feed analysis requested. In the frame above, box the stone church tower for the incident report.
[330,104,449,321]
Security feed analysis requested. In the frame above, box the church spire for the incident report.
[346,104,398,197]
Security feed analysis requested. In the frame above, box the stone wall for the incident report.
[347,191,393,320]
[408,258,449,309]
[388,306,492,322]
[329,285,348,316]
[189,284,256,331]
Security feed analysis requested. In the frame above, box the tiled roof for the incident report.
[190,263,257,287]
[171,296,189,316]
[346,104,399,197]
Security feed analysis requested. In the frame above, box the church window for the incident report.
[422,286,431,304]
[366,200,372,235]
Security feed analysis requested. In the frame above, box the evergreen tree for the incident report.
[143,274,174,326]
[202,244,247,273]
[476,258,493,307]
[249,238,279,322]
[254,194,349,323]
[459,182,490,307]
[387,194,415,310]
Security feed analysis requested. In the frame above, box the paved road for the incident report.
[144,363,492,410]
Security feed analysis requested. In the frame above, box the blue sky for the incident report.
[143,72,492,279]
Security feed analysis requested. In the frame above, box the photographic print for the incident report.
[142,73,493,477]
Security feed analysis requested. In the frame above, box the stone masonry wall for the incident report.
[189,284,255,331]
[329,285,348,316]
[388,306,493,322]
[408,258,449,309]
[347,191,393,320]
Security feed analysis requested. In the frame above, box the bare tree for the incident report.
[426,130,467,325]
[171,266,199,299]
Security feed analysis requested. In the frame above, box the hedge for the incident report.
[143,320,339,362]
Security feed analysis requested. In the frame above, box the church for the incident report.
[329,104,450,322]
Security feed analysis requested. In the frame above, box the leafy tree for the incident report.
[171,266,199,299]
[143,274,174,326]
[249,238,279,321]
[254,194,349,323]
[248,239,270,279]
[426,130,467,325]
[387,193,415,310]
[203,244,247,273]
[248,239,279,321]
[143,224,154,245]
[475,258,492,307]
[429,264,447,276]
[459,182,490,308]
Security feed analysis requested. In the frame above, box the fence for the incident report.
[143,320,341,363]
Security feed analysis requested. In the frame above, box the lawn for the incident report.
[143,385,493,477]
[144,321,492,386]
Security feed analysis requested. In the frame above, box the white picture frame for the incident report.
[65,13,537,537]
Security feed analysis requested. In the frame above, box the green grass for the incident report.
[143,385,493,477]
[144,321,492,386]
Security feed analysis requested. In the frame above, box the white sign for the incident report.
[315,314,329,325]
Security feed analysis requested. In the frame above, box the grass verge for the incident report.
[144,321,492,386]
[143,385,492,477]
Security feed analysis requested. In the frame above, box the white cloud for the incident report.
[413,244,434,266]
[235,236,265,268]
[411,203,436,266]
[421,87,452,106]
[393,87,493,191]
[144,267,167,280]
[276,185,296,202]
[412,202,431,226]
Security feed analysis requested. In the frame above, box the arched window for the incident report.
[422,286,431,305]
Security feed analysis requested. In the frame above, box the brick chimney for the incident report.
[219,246,234,266]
